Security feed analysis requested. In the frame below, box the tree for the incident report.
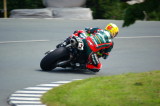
[123,0,160,27]
[86,0,160,27]
[86,0,127,20]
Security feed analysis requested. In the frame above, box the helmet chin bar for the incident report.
[111,32,118,38]
[111,34,115,38]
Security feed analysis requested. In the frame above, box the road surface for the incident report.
[0,19,160,105]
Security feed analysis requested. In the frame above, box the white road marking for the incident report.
[52,81,72,83]
[37,84,61,87]
[1,36,159,44]
[116,36,160,39]
[25,87,52,90]
[10,101,42,104]
[0,40,49,44]
[15,91,46,94]
[73,79,83,80]
[11,94,41,97]
[10,97,40,101]
[8,79,83,106]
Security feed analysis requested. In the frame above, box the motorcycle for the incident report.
[40,36,100,72]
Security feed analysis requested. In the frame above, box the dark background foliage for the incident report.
[122,0,160,27]
[0,0,44,17]
[86,0,128,20]
[0,0,159,27]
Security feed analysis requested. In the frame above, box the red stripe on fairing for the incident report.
[97,42,113,48]
[86,37,97,52]
[86,63,102,69]
[97,42,112,47]
[103,52,109,55]
[86,37,113,52]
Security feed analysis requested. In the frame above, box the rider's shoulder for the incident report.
[97,29,108,33]
[96,28,104,33]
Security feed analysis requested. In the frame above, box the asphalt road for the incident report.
[0,19,160,106]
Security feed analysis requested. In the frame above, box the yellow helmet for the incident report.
[105,23,119,38]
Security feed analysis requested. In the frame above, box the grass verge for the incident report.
[41,70,160,106]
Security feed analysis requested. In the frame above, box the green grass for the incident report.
[41,70,160,106]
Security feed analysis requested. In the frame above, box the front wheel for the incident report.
[40,47,69,71]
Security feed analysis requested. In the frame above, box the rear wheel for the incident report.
[40,47,69,71]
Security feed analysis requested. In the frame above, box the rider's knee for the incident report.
[86,63,102,70]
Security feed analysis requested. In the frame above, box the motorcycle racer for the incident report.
[57,23,119,72]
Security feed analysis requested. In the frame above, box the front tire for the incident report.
[40,47,69,71]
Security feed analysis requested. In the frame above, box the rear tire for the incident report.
[40,47,69,71]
